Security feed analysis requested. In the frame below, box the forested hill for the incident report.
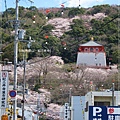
[0,4,119,64]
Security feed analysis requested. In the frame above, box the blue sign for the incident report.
[9,90,16,97]
[89,106,120,120]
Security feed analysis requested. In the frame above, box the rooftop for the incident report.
[80,40,102,47]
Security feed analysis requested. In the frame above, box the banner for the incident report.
[0,71,9,108]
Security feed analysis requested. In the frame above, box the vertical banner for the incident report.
[64,103,70,120]
[0,71,9,108]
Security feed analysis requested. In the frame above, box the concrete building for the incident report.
[70,91,120,120]
[76,39,107,67]
[84,91,120,120]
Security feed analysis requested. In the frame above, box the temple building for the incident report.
[76,38,106,67]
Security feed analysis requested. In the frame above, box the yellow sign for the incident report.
[1,115,8,120]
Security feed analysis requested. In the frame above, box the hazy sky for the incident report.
[0,0,119,11]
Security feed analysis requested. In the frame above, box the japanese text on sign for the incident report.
[89,106,120,120]
[0,71,8,108]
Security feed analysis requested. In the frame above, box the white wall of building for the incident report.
[76,52,106,67]
[18,109,37,120]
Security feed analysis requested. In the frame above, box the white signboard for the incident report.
[0,71,9,108]
[64,103,70,120]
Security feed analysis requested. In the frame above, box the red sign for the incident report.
[109,108,114,114]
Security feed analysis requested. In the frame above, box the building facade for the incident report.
[76,40,107,67]
[84,91,120,120]
[70,91,120,120]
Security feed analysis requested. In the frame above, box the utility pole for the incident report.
[69,88,72,120]
[13,0,19,120]
[37,95,40,120]
[13,0,34,119]
[112,82,115,106]
[22,53,26,120]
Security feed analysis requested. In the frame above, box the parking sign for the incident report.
[89,106,107,120]
[89,106,120,120]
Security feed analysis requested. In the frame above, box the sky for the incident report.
[0,0,119,11]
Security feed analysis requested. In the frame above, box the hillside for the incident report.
[47,13,107,37]
[0,4,120,120]
[0,55,119,105]
[0,4,119,64]
[0,5,120,102]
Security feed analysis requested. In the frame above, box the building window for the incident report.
[96,48,99,52]
[85,101,88,112]
[84,48,88,52]
[94,101,110,106]
[90,47,93,52]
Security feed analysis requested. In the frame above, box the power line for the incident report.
[0,2,3,62]
[69,15,118,48]
[4,0,13,42]
[2,4,118,64]
[93,15,118,34]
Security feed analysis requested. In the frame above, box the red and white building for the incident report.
[76,39,106,67]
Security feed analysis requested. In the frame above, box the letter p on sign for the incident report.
[93,107,102,116]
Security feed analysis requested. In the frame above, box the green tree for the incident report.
[2,42,25,63]
[46,12,54,19]
[68,8,85,17]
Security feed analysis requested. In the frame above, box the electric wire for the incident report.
[69,14,118,47]
[4,0,11,35]
[3,0,15,49]
[4,0,119,91]
[9,3,118,74]
[0,1,3,62]
[4,1,119,119]
[25,15,119,65]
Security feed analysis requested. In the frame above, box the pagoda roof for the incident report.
[80,41,102,47]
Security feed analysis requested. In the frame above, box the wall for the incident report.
[71,96,85,120]
[76,52,106,67]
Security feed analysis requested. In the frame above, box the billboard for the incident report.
[89,106,120,120]
[0,71,9,108]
